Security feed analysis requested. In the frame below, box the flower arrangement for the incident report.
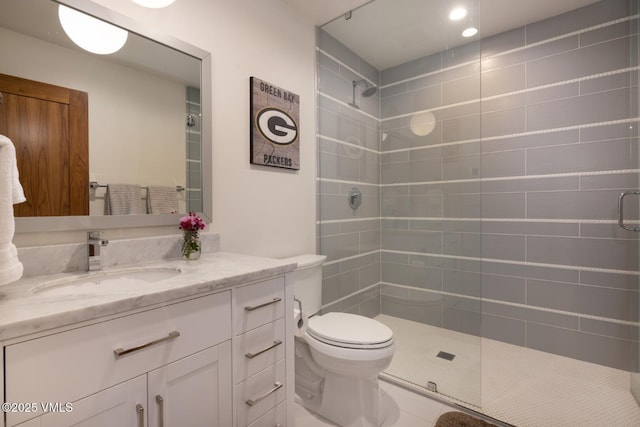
[179,212,206,260]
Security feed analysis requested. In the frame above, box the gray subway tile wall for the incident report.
[317,26,382,317]
[317,0,640,371]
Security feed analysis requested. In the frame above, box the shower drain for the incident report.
[436,351,456,361]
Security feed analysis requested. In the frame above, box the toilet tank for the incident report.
[283,254,326,315]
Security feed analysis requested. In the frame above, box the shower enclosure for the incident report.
[316,0,640,424]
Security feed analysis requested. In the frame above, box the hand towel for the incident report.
[0,134,26,286]
[146,186,178,214]
[104,184,144,215]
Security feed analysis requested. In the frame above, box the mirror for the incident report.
[0,0,212,232]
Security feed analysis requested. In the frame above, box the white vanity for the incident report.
[0,249,296,427]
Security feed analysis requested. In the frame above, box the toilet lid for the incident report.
[307,312,393,348]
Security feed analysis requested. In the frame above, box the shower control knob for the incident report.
[348,187,362,210]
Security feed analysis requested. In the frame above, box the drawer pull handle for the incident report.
[244,297,282,312]
[245,382,283,406]
[113,331,180,357]
[245,339,283,359]
[136,404,144,427]
[156,395,164,427]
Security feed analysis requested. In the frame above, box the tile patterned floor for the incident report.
[295,315,640,426]
[294,380,453,427]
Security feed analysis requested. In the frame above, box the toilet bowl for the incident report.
[305,312,394,374]
[285,254,395,427]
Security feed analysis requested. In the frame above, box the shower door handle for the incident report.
[618,191,640,231]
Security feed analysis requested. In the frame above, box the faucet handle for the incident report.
[87,231,109,245]
[87,231,108,272]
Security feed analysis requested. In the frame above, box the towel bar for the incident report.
[89,181,185,192]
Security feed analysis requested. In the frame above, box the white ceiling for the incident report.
[281,0,372,27]
[283,0,600,70]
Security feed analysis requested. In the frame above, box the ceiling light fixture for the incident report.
[131,0,176,8]
[58,5,128,55]
[462,27,478,37]
[449,7,467,21]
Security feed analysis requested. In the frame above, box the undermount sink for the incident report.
[30,267,182,296]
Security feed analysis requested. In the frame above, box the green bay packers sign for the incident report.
[250,77,300,170]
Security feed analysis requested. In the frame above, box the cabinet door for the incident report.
[147,342,232,427]
[39,375,146,427]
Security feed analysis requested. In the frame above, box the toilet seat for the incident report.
[307,312,393,349]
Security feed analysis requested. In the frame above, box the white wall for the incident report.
[82,0,318,258]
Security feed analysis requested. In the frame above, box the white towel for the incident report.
[0,134,26,286]
[104,184,144,215]
[146,186,178,214]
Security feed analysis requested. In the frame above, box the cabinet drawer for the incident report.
[235,317,285,384]
[236,359,286,426]
[5,291,231,426]
[248,401,286,427]
[234,277,284,335]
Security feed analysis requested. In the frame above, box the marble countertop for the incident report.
[0,252,296,342]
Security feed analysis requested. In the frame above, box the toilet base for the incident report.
[296,371,386,427]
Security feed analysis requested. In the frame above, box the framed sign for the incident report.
[250,77,300,170]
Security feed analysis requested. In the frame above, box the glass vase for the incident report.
[181,231,201,260]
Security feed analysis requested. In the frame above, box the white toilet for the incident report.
[285,254,394,427]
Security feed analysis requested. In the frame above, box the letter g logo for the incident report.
[255,107,298,145]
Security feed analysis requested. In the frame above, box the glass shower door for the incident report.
[318,0,640,423]
[320,0,484,408]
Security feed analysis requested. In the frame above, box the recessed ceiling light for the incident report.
[58,5,128,55]
[131,0,176,8]
[462,27,478,37]
[449,7,467,21]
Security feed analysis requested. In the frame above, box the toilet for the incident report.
[285,254,394,427]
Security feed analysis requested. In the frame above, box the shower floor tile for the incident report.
[375,314,640,427]
[375,314,482,406]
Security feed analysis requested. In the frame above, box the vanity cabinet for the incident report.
[4,291,232,427]
[1,271,294,427]
[233,277,288,426]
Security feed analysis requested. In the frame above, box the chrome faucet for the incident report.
[87,231,109,271]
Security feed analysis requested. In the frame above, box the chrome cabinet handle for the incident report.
[113,331,180,357]
[245,340,282,359]
[136,404,144,427]
[244,297,282,312]
[156,395,164,427]
[618,191,640,231]
[245,382,283,406]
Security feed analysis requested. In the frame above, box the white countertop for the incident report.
[0,252,296,341]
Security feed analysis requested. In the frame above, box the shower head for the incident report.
[354,79,377,96]
[349,79,378,108]
[361,85,378,97]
